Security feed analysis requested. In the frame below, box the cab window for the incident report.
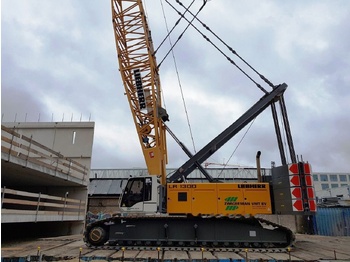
[121,177,152,207]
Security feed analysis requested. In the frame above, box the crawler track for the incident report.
[84,215,294,250]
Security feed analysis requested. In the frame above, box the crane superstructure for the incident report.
[84,0,316,249]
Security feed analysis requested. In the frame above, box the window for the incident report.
[312,175,319,181]
[144,177,152,201]
[330,175,338,182]
[320,175,328,181]
[339,175,347,182]
[340,184,348,187]
[72,131,77,144]
[331,184,339,188]
[321,184,329,190]
[178,192,187,202]
[121,177,145,207]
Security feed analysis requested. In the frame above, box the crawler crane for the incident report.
[84,0,316,248]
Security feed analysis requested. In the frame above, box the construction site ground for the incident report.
[1,234,350,262]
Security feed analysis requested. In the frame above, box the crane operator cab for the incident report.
[120,176,159,213]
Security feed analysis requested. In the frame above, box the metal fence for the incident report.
[313,207,350,236]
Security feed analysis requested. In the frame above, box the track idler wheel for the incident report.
[87,226,108,246]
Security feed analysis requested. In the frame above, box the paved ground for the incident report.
[2,234,350,261]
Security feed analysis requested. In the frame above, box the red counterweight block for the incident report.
[288,163,303,212]
[300,162,317,213]
[288,162,317,213]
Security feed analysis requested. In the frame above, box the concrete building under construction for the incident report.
[1,122,94,240]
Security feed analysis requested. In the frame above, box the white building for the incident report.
[312,172,350,199]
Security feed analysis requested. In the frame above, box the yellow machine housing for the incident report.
[167,182,272,216]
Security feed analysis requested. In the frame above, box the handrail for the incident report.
[1,187,86,222]
[1,125,88,182]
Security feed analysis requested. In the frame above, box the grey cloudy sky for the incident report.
[2,0,350,173]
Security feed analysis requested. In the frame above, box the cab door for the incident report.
[120,177,145,211]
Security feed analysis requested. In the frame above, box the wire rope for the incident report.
[158,0,207,69]
[217,117,256,179]
[167,0,274,93]
[159,0,198,153]
[155,0,196,56]
[156,1,290,175]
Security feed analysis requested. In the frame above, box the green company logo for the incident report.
[225,196,239,211]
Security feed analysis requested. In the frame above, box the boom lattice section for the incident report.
[111,0,167,184]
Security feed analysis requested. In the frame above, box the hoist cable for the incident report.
[144,2,168,111]
[159,0,197,153]
[155,0,196,55]
[164,0,268,94]
[158,0,207,69]
[217,117,256,179]
[174,0,276,90]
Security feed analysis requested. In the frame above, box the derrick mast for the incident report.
[111,0,168,185]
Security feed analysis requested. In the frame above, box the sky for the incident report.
[1,0,350,173]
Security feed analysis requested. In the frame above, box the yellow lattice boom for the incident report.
[111,0,167,184]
